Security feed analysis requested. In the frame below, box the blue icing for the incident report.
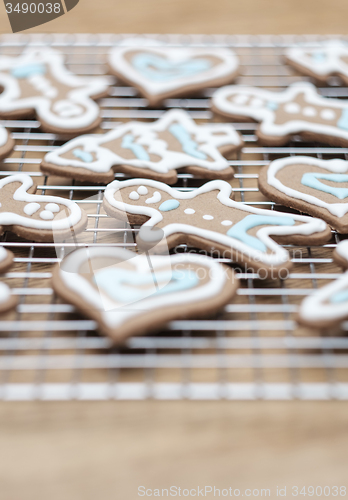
[312,51,326,62]
[132,53,212,82]
[11,63,46,79]
[169,123,206,160]
[73,149,93,163]
[301,172,348,200]
[94,268,199,303]
[121,134,150,161]
[338,109,348,131]
[267,101,278,110]
[330,289,348,304]
[226,214,295,253]
[159,199,180,212]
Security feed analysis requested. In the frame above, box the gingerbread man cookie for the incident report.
[285,40,348,85]
[0,173,87,242]
[41,109,243,184]
[0,126,14,161]
[259,157,348,234]
[52,247,238,342]
[103,179,331,277]
[299,240,348,328]
[212,82,348,146]
[0,246,14,274]
[109,39,239,106]
[0,48,110,134]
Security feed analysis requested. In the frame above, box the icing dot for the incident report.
[251,98,264,108]
[233,94,248,105]
[303,106,317,117]
[137,186,148,195]
[146,191,161,204]
[45,203,60,213]
[184,208,195,214]
[129,191,140,200]
[159,200,180,212]
[24,202,40,216]
[284,102,300,114]
[321,109,335,120]
[40,210,54,220]
[203,215,214,220]
[221,220,233,226]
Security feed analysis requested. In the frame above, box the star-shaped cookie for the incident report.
[212,82,348,146]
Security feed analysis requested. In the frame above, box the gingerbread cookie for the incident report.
[103,179,331,277]
[0,126,14,161]
[108,40,239,106]
[0,173,87,242]
[52,246,238,342]
[259,157,348,234]
[212,82,348,146]
[285,40,348,85]
[0,48,110,134]
[298,240,348,328]
[41,109,243,184]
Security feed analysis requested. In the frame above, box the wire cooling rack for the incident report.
[1,33,348,401]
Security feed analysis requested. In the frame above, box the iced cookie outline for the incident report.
[41,109,243,184]
[0,48,110,134]
[0,246,17,314]
[285,40,348,85]
[0,173,87,242]
[108,39,239,106]
[52,246,238,342]
[298,240,348,328]
[103,178,331,276]
[259,156,348,234]
[212,82,348,147]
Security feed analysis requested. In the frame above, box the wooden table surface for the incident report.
[1,1,348,498]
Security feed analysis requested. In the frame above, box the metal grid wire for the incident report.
[0,33,348,401]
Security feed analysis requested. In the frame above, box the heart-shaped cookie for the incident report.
[109,40,239,106]
[52,247,238,342]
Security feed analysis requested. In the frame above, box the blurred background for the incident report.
[1,1,348,499]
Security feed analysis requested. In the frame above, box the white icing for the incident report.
[146,191,161,204]
[43,109,242,176]
[321,109,335,120]
[24,202,40,215]
[299,240,348,324]
[203,215,214,220]
[104,178,327,268]
[137,186,148,195]
[109,42,239,97]
[45,203,60,213]
[212,82,348,142]
[266,156,348,218]
[184,208,195,214]
[221,220,233,226]
[129,191,139,200]
[58,247,229,328]
[285,102,300,114]
[0,282,11,304]
[40,210,54,220]
[286,40,348,80]
[0,48,109,131]
[0,173,82,230]
[303,106,316,117]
